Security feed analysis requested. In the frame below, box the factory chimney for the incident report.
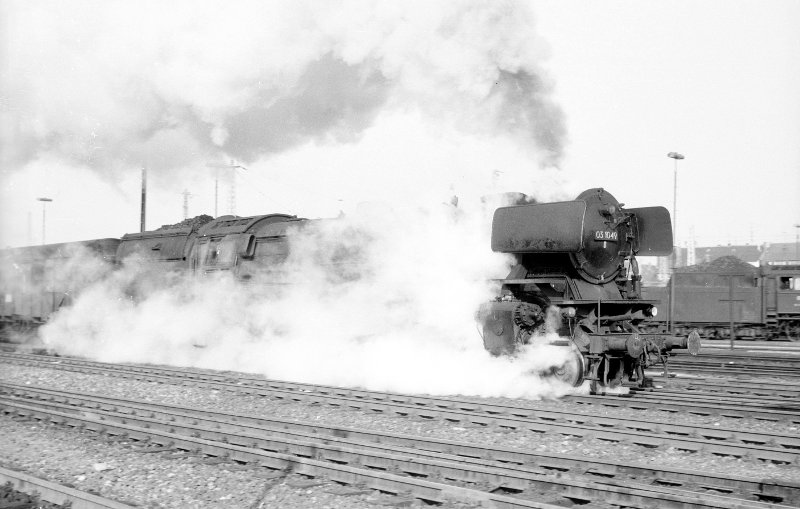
[140,167,147,232]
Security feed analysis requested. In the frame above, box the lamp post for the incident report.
[36,197,53,245]
[666,152,684,332]
[794,224,800,262]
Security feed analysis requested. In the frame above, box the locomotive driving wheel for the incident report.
[544,346,585,387]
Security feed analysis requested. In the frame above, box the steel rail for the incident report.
[3,382,799,506]
[700,341,800,351]
[0,400,572,509]
[0,397,791,509]
[631,386,800,407]
[658,365,800,381]
[0,466,135,509]
[566,393,800,424]
[669,361,800,374]
[2,361,800,463]
[674,353,800,365]
[5,353,800,424]
[1,366,800,463]
[675,380,800,399]
[6,378,800,454]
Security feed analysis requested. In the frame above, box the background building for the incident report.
[647,242,797,284]
[761,242,800,266]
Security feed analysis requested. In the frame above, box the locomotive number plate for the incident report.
[594,230,618,241]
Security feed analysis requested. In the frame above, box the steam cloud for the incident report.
[5,1,576,398]
[2,0,565,173]
[41,200,577,399]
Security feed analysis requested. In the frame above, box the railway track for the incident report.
[670,378,800,399]
[5,351,800,424]
[700,340,800,352]
[660,353,800,381]
[2,353,800,453]
[671,350,800,365]
[567,390,799,424]
[1,383,797,509]
[0,465,134,509]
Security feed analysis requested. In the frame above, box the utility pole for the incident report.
[228,160,236,215]
[795,224,800,262]
[666,152,685,332]
[182,189,193,220]
[140,167,147,232]
[36,197,53,245]
[206,160,248,216]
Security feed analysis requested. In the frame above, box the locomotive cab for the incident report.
[480,188,700,391]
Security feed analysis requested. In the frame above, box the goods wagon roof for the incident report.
[0,238,121,262]
[197,214,301,238]
[118,227,194,261]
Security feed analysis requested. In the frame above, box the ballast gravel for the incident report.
[1,362,798,509]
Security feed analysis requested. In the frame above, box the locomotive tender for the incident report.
[479,188,700,390]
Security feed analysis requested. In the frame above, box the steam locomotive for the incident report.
[478,188,700,391]
[1,188,699,391]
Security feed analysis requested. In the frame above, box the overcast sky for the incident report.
[535,1,800,248]
[1,0,799,249]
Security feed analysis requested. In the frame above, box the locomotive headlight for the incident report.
[562,307,576,318]
[646,306,657,317]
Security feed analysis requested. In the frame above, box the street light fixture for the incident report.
[666,152,684,332]
[36,197,53,245]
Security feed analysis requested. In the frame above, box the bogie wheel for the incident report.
[596,355,624,388]
[789,323,800,342]
[780,322,800,342]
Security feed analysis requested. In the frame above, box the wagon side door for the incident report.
[765,275,777,319]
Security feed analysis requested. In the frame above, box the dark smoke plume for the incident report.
[1,1,565,178]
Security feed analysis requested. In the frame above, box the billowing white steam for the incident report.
[7,0,577,398]
[41,199,576,399]
[2,0,564,173]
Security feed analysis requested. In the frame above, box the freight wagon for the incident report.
[0,239,121,340]
[642,258,800,341]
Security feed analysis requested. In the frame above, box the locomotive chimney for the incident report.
[140,166,147,233]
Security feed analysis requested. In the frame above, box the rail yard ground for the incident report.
[0,350,799,509]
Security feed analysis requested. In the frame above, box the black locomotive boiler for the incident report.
[478,188,700,391]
